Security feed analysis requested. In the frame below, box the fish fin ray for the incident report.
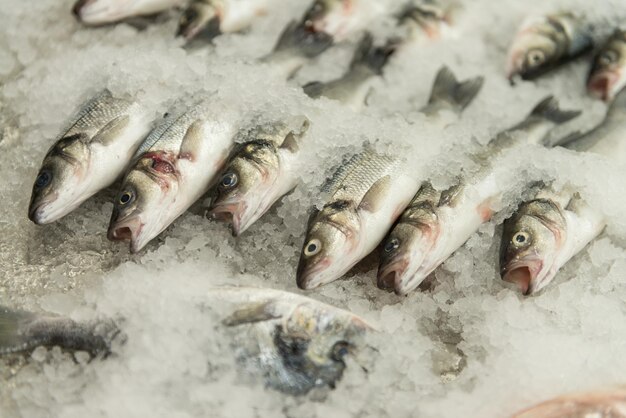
[178,120,205,160]
[358,175,392,212]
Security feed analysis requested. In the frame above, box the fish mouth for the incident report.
[377,257,409,293]
[296,257,332,290]
[108,216,144,253]
[28,193,61,225]
[587,69,621,102]
[501,260,544,296]
[209,201,247,236]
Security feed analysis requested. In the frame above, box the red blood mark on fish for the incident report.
[143,152,176,174]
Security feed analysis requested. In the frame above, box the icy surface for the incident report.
[2,0,626,417]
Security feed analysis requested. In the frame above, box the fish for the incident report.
[209,286,373,395]
[587,29,626,102]
[176,0,269,42]
[108,99,239,253]
[395,0,458,43]
[295,67,483,290]
[0,306,118,358]
[378,96,581,295]
[28,90,151,225]
[301,0,386,43]
[208,118,310,236]
[506,13,593,81]
[511,388,626,418]
[302,33,396,111]
[72,0,185,26]
[499,87,626,295]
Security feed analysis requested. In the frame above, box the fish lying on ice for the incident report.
[73,0,185,26]
[506,12,593,82]
[176,0,269,42]
[510,388,626,418]
[28,90,151,225]
[394,0,459,45]
[297,67,484,290]
[377,97,580,295]
[108,98,239,253]
[500,86,626,295]
[587,29,626,102]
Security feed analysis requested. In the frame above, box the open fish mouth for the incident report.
[209,201,247,236]
[502,259,544,296]
[377,257,409,292]
[296,257,333,290]
[108,216,144,247]
[587,69,621,101]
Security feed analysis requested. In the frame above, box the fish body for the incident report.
[177,0,269,42]
[209,286,372,394]
[209,118,310,235]
[506,13,593,81]
[73,0,185,25]
[108,99,238,253]
[511,388,626,418]
[587,29,626,102]
[500,89,626,295]
[29,90,151,225]
[378,97,581,295]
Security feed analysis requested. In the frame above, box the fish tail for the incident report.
[350,33,396,75]
[427,65,484,112]
[0,307,28,355]
[272,20,332,58]
[302,81,325,98]
[530,96,581,124]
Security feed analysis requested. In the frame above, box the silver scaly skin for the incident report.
[28,89,151,225]
[506,12,593,81]
[587,29,626,102]
[72,0,186,26]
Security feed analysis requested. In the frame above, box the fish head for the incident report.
[302,0,348,36]
[72,0,128,25]
[587,30,626,101]
[297,201,360,290]
[108,154,179,253]
[177,1,220,41]
[270,303,370,394]
[29,134,91,224]
[209,141,280,236]
[500,200,564,295]
[506,28,562,81]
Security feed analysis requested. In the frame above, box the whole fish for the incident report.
[301,0,386,43]
[511,388,626,418]
[72,0,185,25]
[587,29,626,102]
[108,99,239,253]
[209,66,482,239]
[209,118,310,236]
[378,97,580,295]
[499,87,626,295]
[302,33,396,111]
[28,90,151,225]
[506,13,593,81]
[210,287,373,394]
[177,0,269,42]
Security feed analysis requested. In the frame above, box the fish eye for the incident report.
[118,190,134,206]
[331,341,350,361]
[34,170,52,189]
[512,231,530,246]
[304,238,322,256]
[526,49,546,67]
[599,50,618,66]
[220,172,238,189]
[383,238,400,253]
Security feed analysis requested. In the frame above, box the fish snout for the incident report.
[501,260,543,296]
[587,69,620,102]
[377,257,409,292]
[72,0,95,18]
[107,215,144,252]
[296,257,332,290]
[208,201,247,237]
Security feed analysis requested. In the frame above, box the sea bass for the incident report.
[378,97,580,295]
[499,87,626,295]
[506,13,593,81]
[511,388,626,418]
[587,29,626,102]
[108,99,239,253]
[73,0,185,25]
[395,0,458,44]
[177,0,269,42]
[303,33,396,111]
[29,90,151,225]
[209,66,482,239]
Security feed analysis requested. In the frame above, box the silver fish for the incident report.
[506,13,593,81]
[73,0,185,25]
[108,99,239,253]
[28,90,151,225]
[511,388,626,418]
[378,97,580,295]
[395,0,458,43]
[587,29,626,102]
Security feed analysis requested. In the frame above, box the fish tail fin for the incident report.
[530,96,581,124]
[302,81,325,98]
[272,20,332,58]
[350,33,396,75]
[427,66,484,113]
[0,307,27,355]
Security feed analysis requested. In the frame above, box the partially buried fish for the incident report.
[394,0,459,45]
[177,0,269,43]
[297,67,484,290]
[108,98,239,253]
[499,86,626,295]
[587,29,626,102]
[29,89,151,225]
[510,388,626,418]
[506,12,593,82]
[378,96,580,296]
[73,0,185,26]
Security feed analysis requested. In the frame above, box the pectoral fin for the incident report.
[358,175,392,213]
[178,120,205,161]
[91,115,130,145]
[222,302,282,326]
